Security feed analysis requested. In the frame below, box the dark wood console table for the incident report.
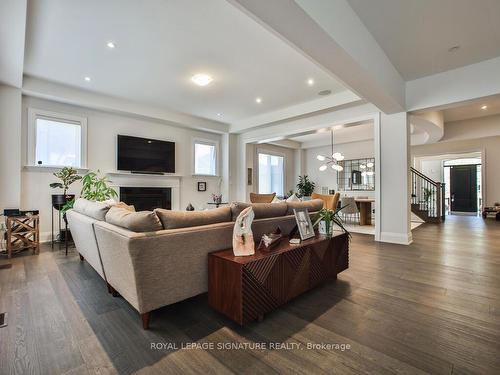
[208,232,349,325]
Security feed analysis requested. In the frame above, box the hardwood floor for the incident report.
[0,215,499,374]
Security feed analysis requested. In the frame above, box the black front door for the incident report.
[450,165,477,212]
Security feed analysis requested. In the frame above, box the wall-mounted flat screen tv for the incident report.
[117,135,175,173]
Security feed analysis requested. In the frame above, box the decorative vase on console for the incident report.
[233,207,255,256]
[211,193,223,208]
[186,203,195,211]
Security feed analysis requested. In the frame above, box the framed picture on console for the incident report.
[197,181,207,192]
[293,208,315,241]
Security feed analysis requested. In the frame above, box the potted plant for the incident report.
[60,170,118,217]
[49,167,82,211]
[297,175,315,200]
[312,207,350,238]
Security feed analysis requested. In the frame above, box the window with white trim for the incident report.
[193,140,218,176]
[258,152,284,196]
[28,109,87,168]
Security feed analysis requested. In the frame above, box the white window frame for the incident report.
[256,148,286,196]
[27,108,88,168]
[192,138,219,176]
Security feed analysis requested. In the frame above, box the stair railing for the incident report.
[410,167,446,221]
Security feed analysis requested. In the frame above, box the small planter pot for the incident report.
[52,194,75,211]
[318,220,333,237]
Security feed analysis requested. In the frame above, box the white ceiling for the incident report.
[24,0,346,124]
[289,122,374,148]
[347,0,500,80]
[442,94,500,122]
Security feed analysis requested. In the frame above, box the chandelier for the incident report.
[317,129,344,172]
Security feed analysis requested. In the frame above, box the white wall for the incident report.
[420,159,443,183]
[304,139,375,198]
[20,96,223,239]
[0,84,22,211]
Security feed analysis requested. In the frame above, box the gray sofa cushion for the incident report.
[105,206,162,232]
[230,202,288,221]
[73,198,112,221]
[155,207,231,229]
[286,199,324,215]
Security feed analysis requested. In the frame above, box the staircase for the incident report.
[411,167,446,223]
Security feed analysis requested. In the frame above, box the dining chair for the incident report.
[249,192,276,203]
[311,192,340,211]
[340,196,360,223]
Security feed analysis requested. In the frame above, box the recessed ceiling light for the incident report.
[448,45,460,53]
[481,105,488,110]
[255,97,262,103]
[307,78,315,86]
[106,41,116,49]
[216,113,222,117]
[84,76,91,82]
[191,73,213,86]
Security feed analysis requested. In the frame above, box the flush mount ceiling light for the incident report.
[481,105,488,110]
[106,41,116,49]
[307,78,314,86]
[216,113,222,117]
[84,76,91,82]
[191,73,213,86]
[317,129,344,172]
[255,97,262,103]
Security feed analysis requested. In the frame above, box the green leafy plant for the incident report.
[80,170,118,201]
[49,167,82,195]
[296,175,315,197]
[61,170,117,217]
[423,187,434,202]
[312,206,351,239]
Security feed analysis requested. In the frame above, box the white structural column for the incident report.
[377,112,412,244]
[0,84,23,212]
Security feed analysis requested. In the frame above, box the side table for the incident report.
[6,215,40,258]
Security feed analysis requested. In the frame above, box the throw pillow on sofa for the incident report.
[105,206,163,232]
[73,198,112,221]
[154,206,231,229]
[286,193,301,202]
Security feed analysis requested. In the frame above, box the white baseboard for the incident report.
[379,231,413,245]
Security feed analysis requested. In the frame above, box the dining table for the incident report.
[355,198,375,225]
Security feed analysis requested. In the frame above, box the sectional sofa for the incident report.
[66,198,324,329]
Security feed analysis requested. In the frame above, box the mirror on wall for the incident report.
[338,158,375,191]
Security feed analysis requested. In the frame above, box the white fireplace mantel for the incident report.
[106,172,182,210]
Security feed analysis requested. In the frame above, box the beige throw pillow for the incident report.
[105,206,162,232]
[73,198,111,221]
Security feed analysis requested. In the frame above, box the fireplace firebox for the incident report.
[120,187,171,211]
